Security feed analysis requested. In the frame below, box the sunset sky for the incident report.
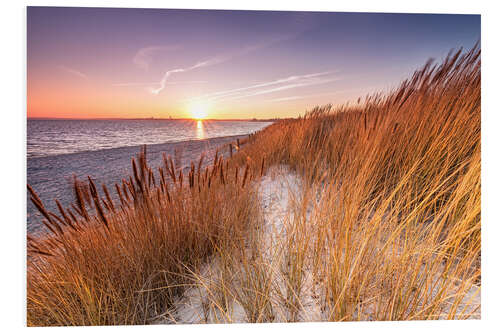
[27,7,480,119]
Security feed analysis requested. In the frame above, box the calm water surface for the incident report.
[28,119,271,158]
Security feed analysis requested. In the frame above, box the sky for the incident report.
[27,7,480,119]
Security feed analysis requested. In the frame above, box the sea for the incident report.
[27,119,272,234]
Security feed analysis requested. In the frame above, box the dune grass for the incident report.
[231,45,481,321]
[27,147,260,326]
[27,45,480,325]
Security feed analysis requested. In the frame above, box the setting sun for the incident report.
[188,101,210,120]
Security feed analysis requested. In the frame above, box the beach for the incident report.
[28,133,256,233]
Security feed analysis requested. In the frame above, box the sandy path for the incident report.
[160,166,303,324]
[158,166,480,324]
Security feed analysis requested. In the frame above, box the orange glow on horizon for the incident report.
[188,100,210,120]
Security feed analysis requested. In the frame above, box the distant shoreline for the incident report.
[27,117,281,122]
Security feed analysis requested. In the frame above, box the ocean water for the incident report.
[27,119,272,233]
[28,119,272,158]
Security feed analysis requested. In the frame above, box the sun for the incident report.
[188,101,210,120]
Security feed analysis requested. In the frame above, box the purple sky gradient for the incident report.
[27,7,480,119]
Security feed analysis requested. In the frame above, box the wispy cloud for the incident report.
[268,91,339,103]
[191,72,333,101]
[190,71,340,103]
[146,35,294,95]
[113,34,297,95]
[150,60,219,95]
[268,95,307,102]
[58,65,88,80]
[112,80,206,87]
[133,45,181,71]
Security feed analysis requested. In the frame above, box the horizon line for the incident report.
[27,116,285,121]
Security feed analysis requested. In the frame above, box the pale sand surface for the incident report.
[158,166,480,324]
[161,166,304,323]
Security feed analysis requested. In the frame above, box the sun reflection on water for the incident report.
[196,120,205,139]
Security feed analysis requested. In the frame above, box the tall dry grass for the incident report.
[176,45,480,322]
[27,45,480,325]
[27,147,260,326]
[224,45,481,321]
